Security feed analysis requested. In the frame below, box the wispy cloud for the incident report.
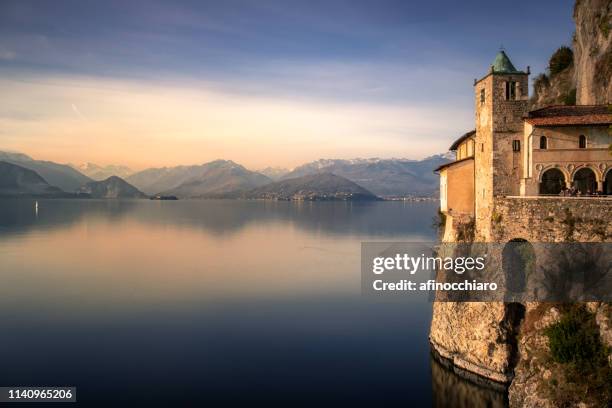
[0,74,471,169]
[0,49,16,60]
[71,103,88,121]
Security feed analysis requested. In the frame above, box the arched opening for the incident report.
[539,136,547,149]
[578,134,586,149]
[604,170,611,196]
[573,167,597,195]
[502,239,534,296]
[539,168,565,195]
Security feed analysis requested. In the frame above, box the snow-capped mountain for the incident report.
[73,162,133,181]
[281,155,451,197]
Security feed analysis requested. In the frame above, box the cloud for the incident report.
[0,49,16,60]
[0,74,471,170]
[71,103,88,121]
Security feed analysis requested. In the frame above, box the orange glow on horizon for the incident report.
[0,75,465,170]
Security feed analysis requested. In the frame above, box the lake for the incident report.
[0,199,507,406]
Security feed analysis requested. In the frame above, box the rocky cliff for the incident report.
[531,0,611,108]
[429,302,524,384]
[574,0,612,104]
[509,303,611,407]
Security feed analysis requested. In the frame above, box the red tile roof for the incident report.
[525,105,612,126]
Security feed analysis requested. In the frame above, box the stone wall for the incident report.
[473,73,529,241]
[474,75,495,241]
[432,196,611,390]
[492,196,612,242]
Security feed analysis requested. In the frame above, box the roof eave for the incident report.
[434,156,474,173]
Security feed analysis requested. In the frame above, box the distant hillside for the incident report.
[244,173,378,201]
[162,160,271,198]
[73,162,133,181]
[0,151,91,191]
[128,160,271,197]
[281,155,452,197]
[257,166,290,181]
[0,161,66,197]
[76,176,147,199]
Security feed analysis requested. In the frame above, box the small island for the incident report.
[150,195,179,200]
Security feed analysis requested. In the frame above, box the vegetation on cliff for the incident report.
[510,303,611,407]
[531,0,611,109]
[531,46,576,108]
[542,305,611,407]
[548,46,575,76]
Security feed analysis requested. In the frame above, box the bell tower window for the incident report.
[539,136,547,149]
[480,89,485,105]
[505,81,516,100]
[579,134,586,148]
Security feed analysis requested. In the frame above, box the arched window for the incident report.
[540,168,565,195]
[539,136,547,149]
[579,134,586,149]
[573,167,597,195]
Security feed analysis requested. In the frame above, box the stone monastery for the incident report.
[435,50,612,243]
[429,50,611,385]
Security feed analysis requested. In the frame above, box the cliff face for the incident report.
[509,303,612,407]
[429,302,524,384]
[530,66,576,109]
[574,0,612,104]
[531,0,611,108]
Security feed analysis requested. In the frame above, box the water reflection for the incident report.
[431,352,508,408]
[0,199,436,238]
[0,199,509,406]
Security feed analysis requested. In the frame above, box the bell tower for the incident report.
[473,50,529,240]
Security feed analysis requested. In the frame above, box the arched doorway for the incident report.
[539,168,565,195]
[605,170,611,196]
[573,167,597,195]
[502,239,535,296]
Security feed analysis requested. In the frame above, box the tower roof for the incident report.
[491,50,522,74]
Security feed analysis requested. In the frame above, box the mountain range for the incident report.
[76,176,147,199]
[257,167,290,181]
[72,163,133,181]
[0,161,67,197]
[0,150,452,199]
[0,151,92,191]
[244,173,378,201]
[281,154,453,197]
[126,160,272,197]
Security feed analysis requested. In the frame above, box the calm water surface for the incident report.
[0,199,506,407]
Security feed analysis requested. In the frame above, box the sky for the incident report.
[0,0,575,170]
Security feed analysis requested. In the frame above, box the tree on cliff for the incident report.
[548,46,574,76]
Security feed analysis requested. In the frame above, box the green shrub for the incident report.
[563,88,576,105]
[549,46,573,76]
[455,217,475,242]
[544,305,611,406]
[599,14,610,37]
[432,208,446,237]
[545,306,606,368]
[533,73,550,92]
